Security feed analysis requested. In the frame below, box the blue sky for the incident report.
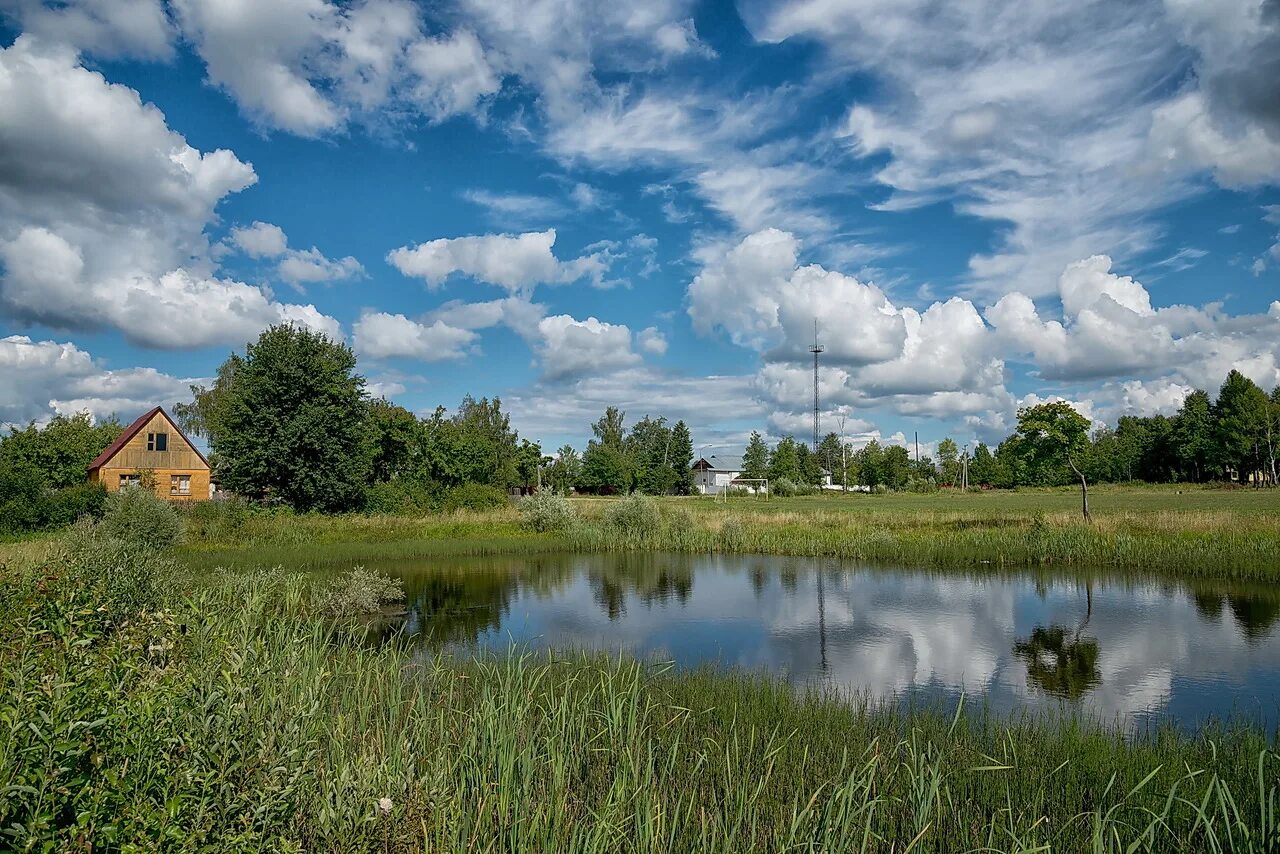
[1,0,1278,456]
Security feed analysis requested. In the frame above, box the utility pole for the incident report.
[914,431,919,463]
[837,413,848,493]
[809,319,824,453]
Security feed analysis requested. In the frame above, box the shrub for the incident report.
[605,493,661,543]
[44,481,108,527]
[365,478,437,514]
[520,491,577,533]
[181,496,251,540]
[96,487,183,550]
[907,477,939,494]
[315,567,404,617]
[771,478,799,497]
[441,483,509,513]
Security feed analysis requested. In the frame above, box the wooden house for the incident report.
[87,406,211,501]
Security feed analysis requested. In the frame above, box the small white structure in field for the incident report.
[692,455,747,495]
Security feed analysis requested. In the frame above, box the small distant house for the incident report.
[87,406,211,501]
[692,455,745,495]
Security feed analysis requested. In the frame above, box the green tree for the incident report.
[628,415,676,494]
[742,431,770,480]
[212,324,372,512]
[545,445,582,494]
[817,432,843,481]
[969,442,997,486]
[1172,389,1213,482]
[857,440,884,487]
[174,354,242,445]
[366,399,422,483]
[936,438,960,486]
[453,396,519,487]
[881,445,911,490]
[514,439,544,492]
[669,420,696,495]
[768,436,803,483]
[796,443,822,486]
[581,407,633,494]
[1213,370,1270,482]
[592,406,627,448]
[0,411,123,489]
[1013,402,1093,520]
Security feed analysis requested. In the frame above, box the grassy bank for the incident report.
[168,485,1280,581]
[3,536,1278,852]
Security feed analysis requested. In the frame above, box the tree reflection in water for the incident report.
[589,553,695,619]
[1014,625,1102,700]
[1190,587,1280,642]
[1015,581,1101,701]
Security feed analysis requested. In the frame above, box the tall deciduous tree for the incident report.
[213,324,371,512]
[742,431,770,480]
[1213,370,1270,483]
[1173,389,1213,482]
[936,438,959,486]
[768,436,803,483]
[545,445,582,494]
[581,407,633,494]
[1013,402,1092,520]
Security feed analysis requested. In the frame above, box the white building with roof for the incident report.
[692,454,747,495]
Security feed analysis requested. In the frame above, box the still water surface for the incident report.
[370,552,1280,731]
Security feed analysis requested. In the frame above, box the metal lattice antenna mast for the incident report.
[809,319,824,452]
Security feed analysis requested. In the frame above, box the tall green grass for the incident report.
[3,536,1279,851]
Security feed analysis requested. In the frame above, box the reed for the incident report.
[2,541,1277,852]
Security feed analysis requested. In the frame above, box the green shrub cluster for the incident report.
[441,482,509,513]
[519,490,577,533]
[95,487,184,550]
[604,493,662,544]
[0,465,107,536]
[315,567,405,617]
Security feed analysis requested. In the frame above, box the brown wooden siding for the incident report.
[91,412,210,501]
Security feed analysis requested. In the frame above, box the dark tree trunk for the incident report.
[1067,455,1090,522]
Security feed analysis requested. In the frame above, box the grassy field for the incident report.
[158,484,1280,582]
[4,533,1279,852]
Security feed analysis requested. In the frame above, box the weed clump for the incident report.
[316,567,404,617]
[605,493,661,544]
[94,487,184,551]
[520,491,577,533]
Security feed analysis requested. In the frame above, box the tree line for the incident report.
[2,325,1275,531]
[755,370,1280,491]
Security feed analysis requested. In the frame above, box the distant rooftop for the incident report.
[696,454,745,472]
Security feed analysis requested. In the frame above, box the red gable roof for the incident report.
[87,406,210,471]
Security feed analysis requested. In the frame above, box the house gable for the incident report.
[89,407,209,473]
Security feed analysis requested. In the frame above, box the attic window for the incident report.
[147,432,168,452]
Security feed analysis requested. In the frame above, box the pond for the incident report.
[359,552,1280,732]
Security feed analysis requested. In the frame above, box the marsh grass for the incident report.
[2,544,1278,852]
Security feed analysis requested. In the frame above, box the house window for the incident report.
[170,474,191,496]
[147,432,168,452]
[119,474,141,490]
